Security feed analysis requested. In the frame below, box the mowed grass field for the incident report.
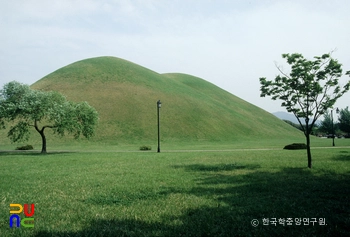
[0,139,349,237]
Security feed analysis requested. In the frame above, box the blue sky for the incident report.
[1,0,349,113]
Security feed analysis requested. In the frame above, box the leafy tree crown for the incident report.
[260,53,350,132]
[0,81,99,149]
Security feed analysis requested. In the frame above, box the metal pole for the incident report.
[157,100,160,153]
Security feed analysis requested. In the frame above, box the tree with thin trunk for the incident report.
[0,81,98,153]
[259,53,350,168]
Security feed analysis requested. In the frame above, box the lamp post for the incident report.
[157,100,161,153]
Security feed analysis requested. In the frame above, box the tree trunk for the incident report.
[34,121,47,154]
[39,129,47,154]
[306,133,312,168]
[304,117,312,169]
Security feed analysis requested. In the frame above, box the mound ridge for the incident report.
[31,56,301,143]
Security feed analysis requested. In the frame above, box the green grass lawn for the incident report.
[0,143,349,236]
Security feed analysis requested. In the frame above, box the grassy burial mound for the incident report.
[31,56,301,144]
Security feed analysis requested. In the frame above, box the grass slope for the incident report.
[30,56,302,145]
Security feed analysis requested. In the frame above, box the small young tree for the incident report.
[338,107,350,137]
[260,53,350,168]
[0,81,99,153]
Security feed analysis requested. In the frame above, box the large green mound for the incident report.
[31,56,301,143]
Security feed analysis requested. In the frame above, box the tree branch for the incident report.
[34,119,55,133]
[293,111,306,133]
[274,62,291,80]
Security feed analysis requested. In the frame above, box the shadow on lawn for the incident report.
[333,151,350,161]
[172,163,261,172]
[33,165,349,237]
[0,150,76,156]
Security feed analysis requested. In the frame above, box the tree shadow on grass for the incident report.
[84,189,164,206]
[333,151,350,161]
[172,163,261,172]
[0,150,77,156]
[33,165,349,237]
[84,164,261,207]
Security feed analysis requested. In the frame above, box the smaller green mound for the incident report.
[283,143,307,150]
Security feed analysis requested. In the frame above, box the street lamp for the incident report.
[157,100,161,153]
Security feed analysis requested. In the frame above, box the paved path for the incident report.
[1,146,349,154]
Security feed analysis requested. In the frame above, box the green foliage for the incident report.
[319,111,333,133]
[139,145,152,151]
[15,144,34,150]
[260,52,350,168]
[338,106,350,134]
[318,110,341,136]
[283,143,307,150]
[54,100,99,139]
[0,81,99,153]
[260,53,350,131]
[7,121,31,143]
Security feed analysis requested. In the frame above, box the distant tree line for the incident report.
[318,107,350,137]
[282,119,319,135]
[283,107,350,138]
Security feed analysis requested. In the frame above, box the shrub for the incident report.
[139,145,152,151]
[283,143,307,150]
[16,145,34,150]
